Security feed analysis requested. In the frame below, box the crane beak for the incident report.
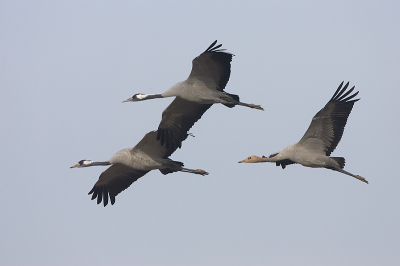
[238,159,245,163]
[70,163,80,168]
[122,97,133,103]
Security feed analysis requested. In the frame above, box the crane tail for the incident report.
[331,157,345,169]
[221,93,240,108]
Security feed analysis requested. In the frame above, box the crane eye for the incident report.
[248,156,252,160]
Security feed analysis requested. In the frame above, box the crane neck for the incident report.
[93,161,111,166]
[239,155,278,163]
[144,94,164,100]
[85,161,111,167]
[256,156,277,163]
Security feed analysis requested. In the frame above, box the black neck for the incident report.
[91,161,111,166]
[146,94,164,99]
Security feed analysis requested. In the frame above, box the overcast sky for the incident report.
[1,1,400,265]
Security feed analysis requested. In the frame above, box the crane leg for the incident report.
[337,169,368,184]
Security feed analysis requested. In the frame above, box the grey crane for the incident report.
[123,40,264,150]
[239,82,368,184]
[71,131,208,206]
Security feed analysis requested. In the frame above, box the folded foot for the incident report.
[249,104,264,111]
[196,169,209,176]
[356,175,368,184]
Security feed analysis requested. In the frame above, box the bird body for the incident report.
[239,82,368,184]
[123,40,263,151]
[158,80,231,105]
[107,148,163,171]
[257,144,341,169]
[71,131,208,206]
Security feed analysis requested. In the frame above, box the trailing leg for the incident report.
[336,168,368,184]
[180,168,209,175]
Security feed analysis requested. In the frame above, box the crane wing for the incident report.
[131,130,178,158]
[157,97,212,150]
[133,131,190,176]
[88,164,149,207]
[187,40,233,92]
[298,82,359,155]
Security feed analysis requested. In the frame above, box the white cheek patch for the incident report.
[83,160,93,165]
[136,94,148,100]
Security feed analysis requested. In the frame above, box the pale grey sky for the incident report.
[1,1,400,265]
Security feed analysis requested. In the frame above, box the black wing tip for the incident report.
[110,195,116,205]
[204,40,219,52]
[204,40,231,54]
[157,128,187,154]
[331,81,360,103]
[205,40,218,51]
[88,187,114,207]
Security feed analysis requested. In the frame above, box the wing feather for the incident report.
[298,82,360,155]
[188,40,233,92]
[157,98,212,150]
[88,164,149,207]
[132,130,181,159]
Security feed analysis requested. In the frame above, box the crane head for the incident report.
[238,155,263,163]
[70,160,93,168]
[122,93,148,102]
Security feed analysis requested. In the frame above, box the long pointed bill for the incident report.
[238,159,245,163]
[70,163,81,168]
[122,97,133,103]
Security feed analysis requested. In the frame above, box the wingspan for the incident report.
[155,41,232,150]
[298,82,359,155]
[88,164,149,206]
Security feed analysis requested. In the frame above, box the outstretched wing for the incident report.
[88,164,149,207]
[187,40,233,92]
[133,130,181,158]
[155,41,232,150]
[157,98,212,150]
[298,82,360,155]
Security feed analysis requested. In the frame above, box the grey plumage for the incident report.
[71,131,208,206]
[123,40,263,151]
[239,82,367,184]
